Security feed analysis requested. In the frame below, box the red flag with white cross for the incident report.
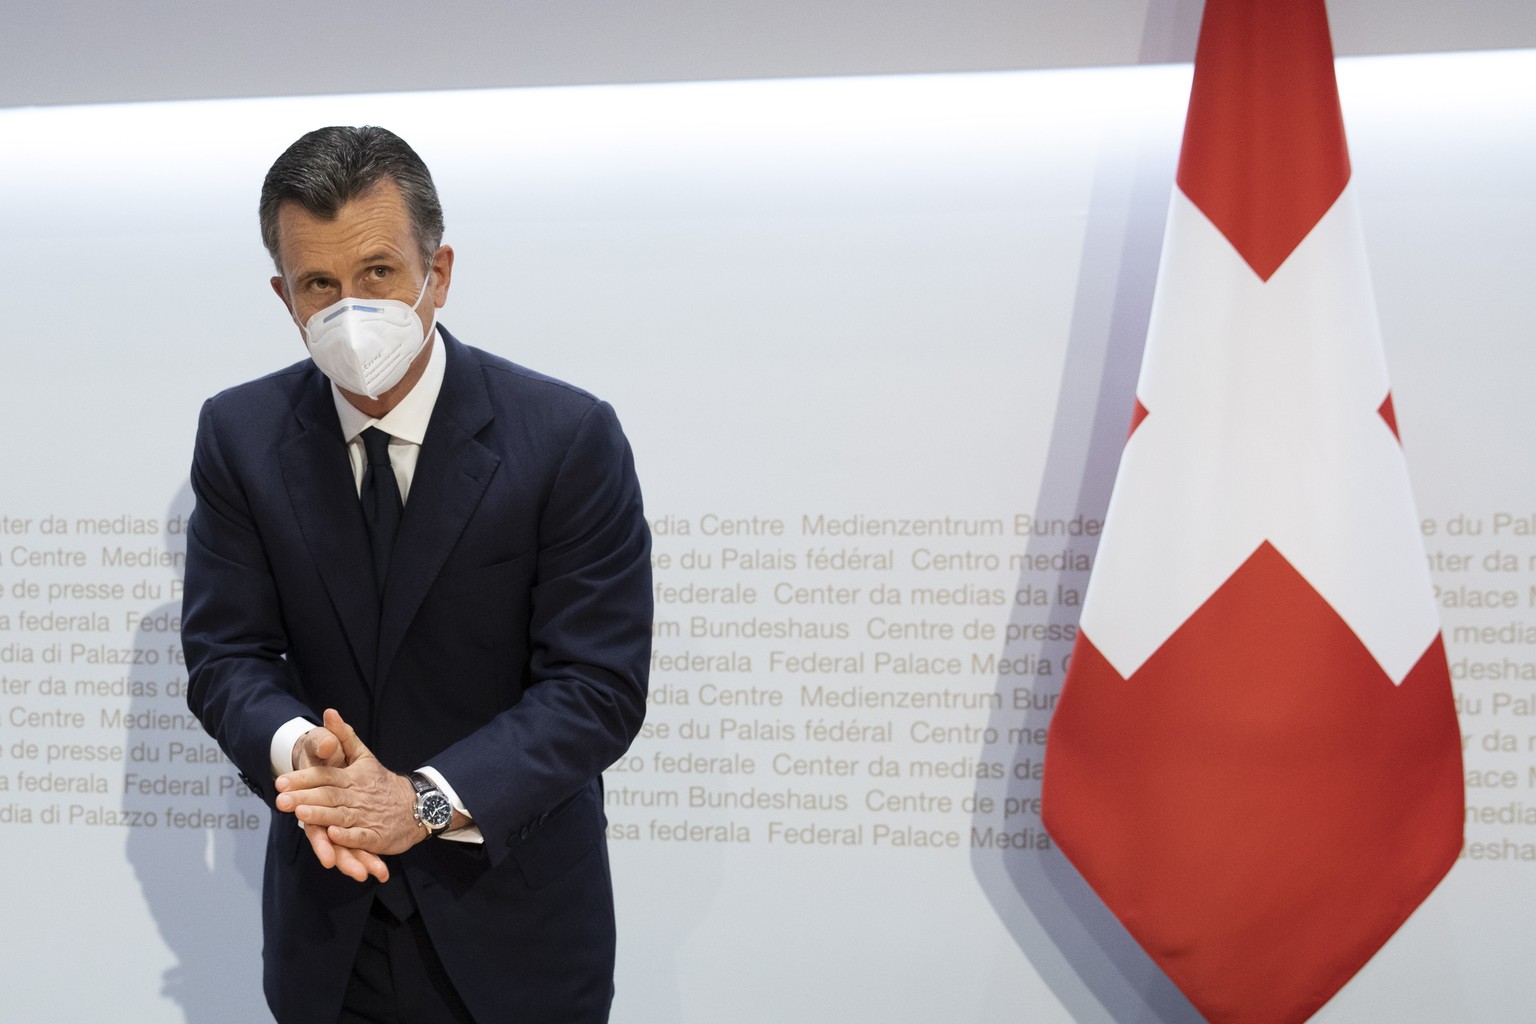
[1040,2,1465,1022]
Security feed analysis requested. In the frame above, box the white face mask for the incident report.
[296,271,435,399]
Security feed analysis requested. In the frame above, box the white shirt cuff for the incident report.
[271,717,316,776]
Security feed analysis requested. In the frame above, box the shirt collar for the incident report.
[331,326,447,445]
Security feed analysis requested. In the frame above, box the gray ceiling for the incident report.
[5,0,1533,109]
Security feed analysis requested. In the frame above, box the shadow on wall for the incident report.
[123,483,267,1023]
[970,1,1206,1018]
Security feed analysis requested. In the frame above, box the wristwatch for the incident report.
[409,772,453,837]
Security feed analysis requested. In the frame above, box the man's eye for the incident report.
[370,266,390,279]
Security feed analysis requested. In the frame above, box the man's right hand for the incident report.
[288,725,391,884]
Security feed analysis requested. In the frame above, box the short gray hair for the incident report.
[258,125,445,274]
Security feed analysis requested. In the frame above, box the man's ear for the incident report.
[270,275,290,310]
[428,245,455,309]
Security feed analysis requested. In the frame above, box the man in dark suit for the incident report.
[181,125,652,1023]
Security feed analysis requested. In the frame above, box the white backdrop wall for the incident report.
[1,49,1533,1022]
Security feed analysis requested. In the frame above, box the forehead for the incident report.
[275,179,417,274]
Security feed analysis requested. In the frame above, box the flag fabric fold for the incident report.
[1041,2,1464,1022]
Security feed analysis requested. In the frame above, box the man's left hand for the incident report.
[274,708,427,856]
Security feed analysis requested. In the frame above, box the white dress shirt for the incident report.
[269,332,481,842]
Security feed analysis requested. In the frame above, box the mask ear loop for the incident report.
[413,267,437,342]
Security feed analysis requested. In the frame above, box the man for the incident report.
[181,125,652,1023]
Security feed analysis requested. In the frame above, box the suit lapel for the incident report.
[376,332,499,692]
[279,371,382,684]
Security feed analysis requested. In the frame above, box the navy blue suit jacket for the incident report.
[181,328,651,1023]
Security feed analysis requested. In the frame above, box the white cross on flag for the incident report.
[1040,2,1464,1022]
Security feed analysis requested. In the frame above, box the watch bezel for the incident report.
[410,773,454,833]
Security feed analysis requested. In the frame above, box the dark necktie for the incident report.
[360,427,402,595]
[359,428,416,920]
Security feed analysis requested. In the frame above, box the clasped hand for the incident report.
[274,708,422,884]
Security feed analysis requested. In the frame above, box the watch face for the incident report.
[420,791,453,830]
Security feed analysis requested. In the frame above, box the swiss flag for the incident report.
[1040,2,1465,1023]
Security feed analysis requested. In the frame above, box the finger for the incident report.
[308,728,340,765]
[293,727,342,770]
[302,822,338,871]
[323,708,373,765]
[332,846,366,883]
[274,781,348,813]
[292,802,360,829]
[335,844,390,884]
[306,822,386,884]
[275,765,349,795]
[325,823,390,852]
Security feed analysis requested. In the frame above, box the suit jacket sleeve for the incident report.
[181,396,316,801]
[430,396,652,862]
